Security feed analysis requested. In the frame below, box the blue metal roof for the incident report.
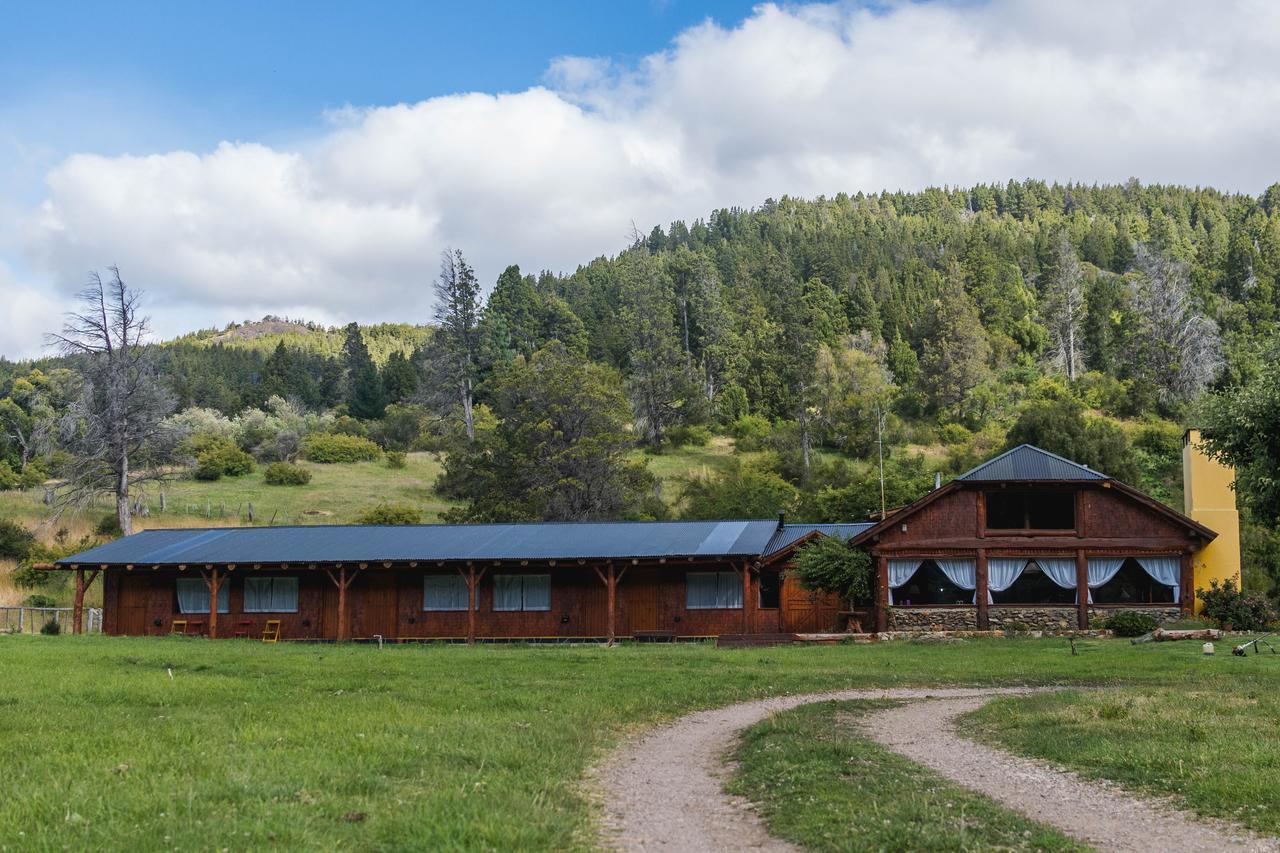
[57,519,785,567]
[956,445,1106,482]
[762,523,874,558]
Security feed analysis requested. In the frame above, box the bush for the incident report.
[0,519,35,559]
[0,461,21,491]
[263,462,312,486]
[40,619,61,636]
[1104,610,1159,637]
[730,414,772,452]
[1197,578,1278,631]
[191,435,254,481]
[355,502,422,525]
[302,433,383,463]
[385,450,408,469]
[667,424,712,448]
[23,593,57,608]
[18,461,48,490]
[790,536,873,604]
[95,515,123,538]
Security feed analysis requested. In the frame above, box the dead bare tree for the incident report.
[1042,231,1085,382]
[48,267,177,534]
[1128,245,1224,403]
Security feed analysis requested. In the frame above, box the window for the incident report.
[991,564,1075,605]
[1092,559,1175,605]
[493,574,551,612]
[176,578,229,614]
[986,491,1075,530]
[686,571,743,609]
[243,577,299,613]
[758,571,781,609]
[892,561,972,606]
[424,574,469,611]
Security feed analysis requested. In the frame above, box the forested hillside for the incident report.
[2,180,1278,596]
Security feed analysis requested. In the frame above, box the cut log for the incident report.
[1133,627,1222,644]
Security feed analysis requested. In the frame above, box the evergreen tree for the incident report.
[433,249,483,440]
[918,268,992,414]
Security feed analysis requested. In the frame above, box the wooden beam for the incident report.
[1075,550,1089,630]
[975,549,989,630]
[593,563,622,646]
[201,566,222,639]
[458,563,487,645]
[742,560,753,633]
[874,554,889,633]
[72,568,86,635]
[325,565,359,641]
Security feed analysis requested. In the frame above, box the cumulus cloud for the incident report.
[0,262,63,359]
[10,0,1280,350]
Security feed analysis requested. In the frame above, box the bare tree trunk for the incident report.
[461,375,475,442]
[116,454,132,535]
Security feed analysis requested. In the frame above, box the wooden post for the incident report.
[594,563,626,645]
[1180,551,1194,613]
[457,564,487,645]
[1075,550,1089,630]
[73,568,86,635]
[202,566,222,638]
[742,561,753,633]
[975,549,989,630]
[325,565,360,642]
[874,554,889,633]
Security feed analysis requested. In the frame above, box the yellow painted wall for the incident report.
[1183,430,1241,611]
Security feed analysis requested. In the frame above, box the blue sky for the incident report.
[3,1,1279,359]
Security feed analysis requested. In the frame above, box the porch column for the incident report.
[73,568,86,635]
[742,561,753,633]
[325,565,359,642]
[975,549,989,630]
[1180,551,1194,613]
[204,565,222,638]
[594,563,626,646]
[458,563,486,645]
[874,554,889,633]
[1075,550,1088,630]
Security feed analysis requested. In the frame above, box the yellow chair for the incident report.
[170,619,188,636]
[262,620,282,643]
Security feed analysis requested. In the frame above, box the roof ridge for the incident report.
[957,443,1106,481]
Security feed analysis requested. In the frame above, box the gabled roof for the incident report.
[56,520,781,567]
[957,444,1107,481]
[762,523,874,560]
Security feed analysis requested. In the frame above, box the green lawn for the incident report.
[966,681,1280,836]
[729,700,1085,852]
[2,636,1278,850]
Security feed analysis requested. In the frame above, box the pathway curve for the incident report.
[596,687,1279,853]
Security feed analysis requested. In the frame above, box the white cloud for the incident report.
[0,261,63,360]
[10,0,1280,351]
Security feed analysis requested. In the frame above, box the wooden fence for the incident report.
[0,606,102,635]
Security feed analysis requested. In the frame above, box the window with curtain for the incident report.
[492,574,551,611]
[243,577,299,613]
[1091,559,1176,604]
[892,560,972,606]
[423,574,469,611]
[176,578,229,614]
[686,571,743,609]
[992,562,1076,605]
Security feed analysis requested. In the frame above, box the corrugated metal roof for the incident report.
[762,523,874,558]
[56,519,784,567]
[956,444,1106,482]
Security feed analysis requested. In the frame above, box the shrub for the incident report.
[790,536,873,604]
[355,502,422,525]
[1197,578,1278,631]
[0,519,35,559]
[263,462,312,486]
[191,435,254,481]
[40,619,61,636]
[302,433,383,463]
[18,461,48,490]
[1104,610,1159,637]
[0,461,21,491]
[730,414,772,451]
[95,515,123,538]
[23,593,57,608]
[667,424,712,448]
[385,450,408,469]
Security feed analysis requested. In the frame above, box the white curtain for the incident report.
[686,571,742,609]
[522,575,552,611]
[176,578,229,614]
[935,559,978,602]
[887,560,923,605]
[244,577,298,613]
[985,558,1029,603]
[424,574,469,611]
[493,574,524,611]
[1033,559,1080,605]
[1135,556,1180,602]
[1085,558,1126,604]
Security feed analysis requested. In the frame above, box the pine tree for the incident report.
[433,249,482,441]
[919,267,992,413]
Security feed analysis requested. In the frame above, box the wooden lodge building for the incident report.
[55,439,1241,641]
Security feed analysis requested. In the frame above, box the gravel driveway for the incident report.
[596,686,1280,853]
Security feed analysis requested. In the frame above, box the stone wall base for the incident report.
[886,606,1183,634]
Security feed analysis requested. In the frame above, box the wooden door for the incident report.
[116,575,150,636]
[349,572,398,639]
[621,567,663,634]
[781,573,840,633]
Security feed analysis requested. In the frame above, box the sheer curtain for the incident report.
[1086,558,1126,604]
[1135,556,1180,602]
[887,560,922,605]
[176,578,229,614]
[985,558,1029,604]
[935,559,978,603]
[1034,558,1080,602]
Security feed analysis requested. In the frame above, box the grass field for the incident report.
[729,700,1085,852]
[2,636,1278,850]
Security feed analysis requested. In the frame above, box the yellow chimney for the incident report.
[1183,429,1242,612]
